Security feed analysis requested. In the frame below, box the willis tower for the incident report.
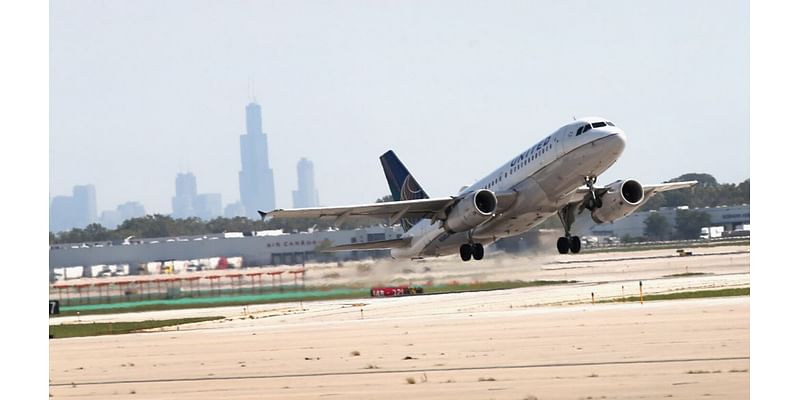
[238,101,276,218]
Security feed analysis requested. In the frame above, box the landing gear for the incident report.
[557,203,582,254]
[556,235,581,254]
[584,176,603,211]
[557,236,570,254]
[472,243,484,260]
[460,243,484,261]
[460,244,473,261]
[570,235,581,253]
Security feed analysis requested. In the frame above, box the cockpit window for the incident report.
[606,121,615,126]
[583,124,591,133]
[576,125,584,135]
[591,122,606,128]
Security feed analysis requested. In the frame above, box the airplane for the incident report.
[260,117,696,261]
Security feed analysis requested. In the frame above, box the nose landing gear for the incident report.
[584,176,603,211]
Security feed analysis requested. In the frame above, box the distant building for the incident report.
[292,157,319,208]
[100,201,146,228]
[99,210,122,229]
[195,193,222,220]
[238,101,276,219]
[576,204,750,238]
[50,196,76,233]
[73,185,97,227]
[170,172,224,220]
[49,185,97,232]
[224,202,246,218]
[171,172,197,218]
[49,225,406,278]
[117,201,146,220]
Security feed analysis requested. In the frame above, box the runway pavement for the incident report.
[49,245,749,399]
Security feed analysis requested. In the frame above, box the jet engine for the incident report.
[591,179,645,224]
[443,189,497,233]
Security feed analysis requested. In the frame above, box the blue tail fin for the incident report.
[379,150,429,231]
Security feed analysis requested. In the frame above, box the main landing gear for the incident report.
[460,243,484,261]
[557,203,582,255]
[555,175,603,254]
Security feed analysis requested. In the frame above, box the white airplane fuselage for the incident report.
[392,117,626,258]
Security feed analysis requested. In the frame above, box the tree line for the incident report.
[50,196,395,245]
[49,175,748,245]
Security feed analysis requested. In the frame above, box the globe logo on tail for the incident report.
[400,176,426,230]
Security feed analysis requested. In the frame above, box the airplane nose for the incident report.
[606,130,626,153]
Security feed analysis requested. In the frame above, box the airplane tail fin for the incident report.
[379,150,429,231]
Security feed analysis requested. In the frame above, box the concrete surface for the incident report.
[49,246,749,399]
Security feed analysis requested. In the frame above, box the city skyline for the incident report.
[50,1,749,216]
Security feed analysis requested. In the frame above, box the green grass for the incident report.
[54,288,366,317]
[49,316,224,339]
[52,280,578,317]
[423,280,577,295]
[598,287,749,303]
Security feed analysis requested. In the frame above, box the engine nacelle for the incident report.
[591,179,645,224]
[443,189,497,233]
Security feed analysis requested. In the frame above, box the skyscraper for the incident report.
[238,101,276,218]
[194,193,222,220]
[224,202,245,218]
[172,172,197,218]
[72,185,97,227]
[49,184,97,232]
[292,157,319,208]
[49,196,76,233]
[100,201,146,228]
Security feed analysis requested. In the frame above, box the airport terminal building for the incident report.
[578,204,750,238]
[50,225,404,281]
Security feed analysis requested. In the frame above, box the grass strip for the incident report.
[423,280,577,295]
[53,280,577,317]
[49,316,224,339]
[598,287,749,304]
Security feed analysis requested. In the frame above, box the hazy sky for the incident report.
[50,0,749,215]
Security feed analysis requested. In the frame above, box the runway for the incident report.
[49,245,749,399]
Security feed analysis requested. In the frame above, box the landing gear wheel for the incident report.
[557,237,570,254]
[460,244,473,261]
[569,236,581,253]
[472,243,484,260]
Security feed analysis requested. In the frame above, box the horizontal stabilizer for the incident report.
[324,237,411,252]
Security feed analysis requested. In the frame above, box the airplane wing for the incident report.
[640,180,698,195]
[566,180,698,205]
[259,197,457,226]
[323,237,412,251]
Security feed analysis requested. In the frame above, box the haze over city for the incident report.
[50,0,749,217]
